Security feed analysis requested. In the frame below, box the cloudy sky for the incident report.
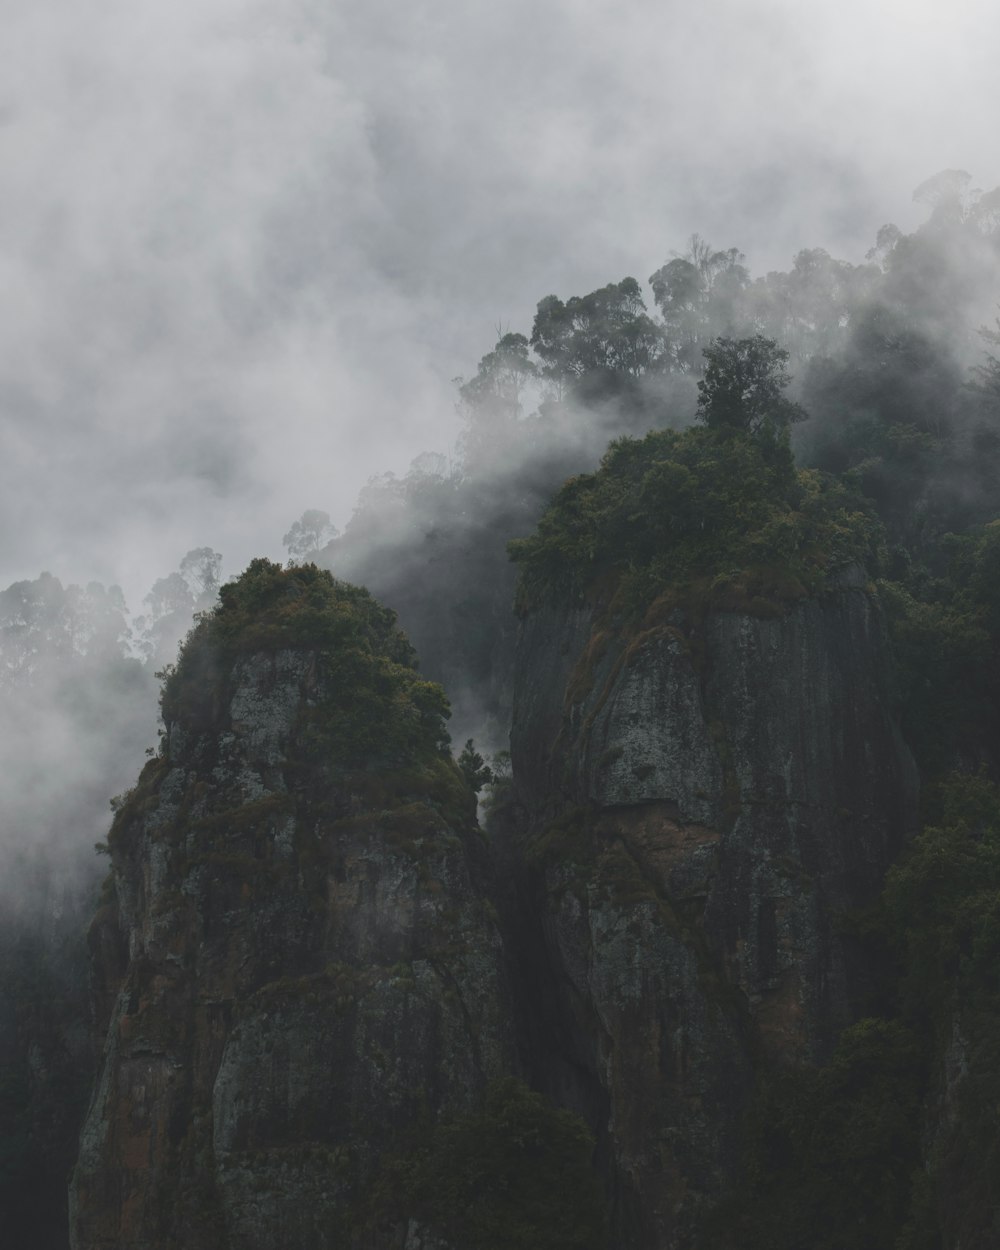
[2,0,998,608]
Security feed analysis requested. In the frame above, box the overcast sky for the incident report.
[2,0,999,608]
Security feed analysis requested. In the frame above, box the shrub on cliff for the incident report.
[721,773,1000,1250]
[381,1078,606,1249]
[159,559,452,773]
[723,1018,924,1250]
[509,424,882,615]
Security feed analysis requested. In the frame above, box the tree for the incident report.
[397,1078,605,1249]
[912,168,971,212]
[530,279,664,395]
[458,332,537,421]
[696,336,807,436]
[649,236,750,371]
[457,739,493,793]
[135,548,223,666]
[456,332,539,471]
[0,573,132,684]
[179,547,223,603]
[283,510,338,563]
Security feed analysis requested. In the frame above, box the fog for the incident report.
[2,0,1000,899]
[1,0,998,607]
[3,14,1000,1239]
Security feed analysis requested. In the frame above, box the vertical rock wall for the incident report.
[71,616,513,1249]
[508,570,918,1247]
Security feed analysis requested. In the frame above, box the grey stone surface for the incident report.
[70,646,513,1250]
[508,573,918,1247]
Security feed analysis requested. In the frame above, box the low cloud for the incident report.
[0,0,998,604]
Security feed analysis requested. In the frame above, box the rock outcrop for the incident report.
[507,569,918,1247]
[67,555,922,1249]
[70,563,514,1249]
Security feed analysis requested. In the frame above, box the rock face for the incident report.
[70,566,513,1250]
[68,558,921,1249]
[508,570,918,1247]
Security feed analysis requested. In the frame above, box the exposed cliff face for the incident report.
[70,566,514,1250]
[508,569,918,1247]
[67,555,924,1249]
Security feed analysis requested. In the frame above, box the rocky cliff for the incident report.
[506,568,918,1247]
[70,562,516,1249]
[66,552,924,1250]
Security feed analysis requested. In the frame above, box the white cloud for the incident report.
[0,0,998,606]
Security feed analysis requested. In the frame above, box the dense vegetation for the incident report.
[160,559,451,771]
[711,770,1000,1250]
[509,424,879,617]
[375,1079,605,1250]
[323,177,1000,748]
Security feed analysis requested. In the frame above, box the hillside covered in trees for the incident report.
[5,174,1000,1246]
[325,171,1000,759]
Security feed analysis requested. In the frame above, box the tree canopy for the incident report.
[509,421,879,617]
[695,336,807,436]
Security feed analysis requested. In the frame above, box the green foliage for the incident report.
[876,578,991,774]
[801,297,969,551]
[721,1019,925,1250]
[879,772,1000,1249]
[457,739,493,793]
[381,1078,606,1249]
[943,517,1000,633]
[696,336,807,435]
[875,516,1000,777]
[160,560,454,777]
[718,774,1000,1249]
[530,278,665,393]
[885,772,1000,1014]
[509,424,881,616]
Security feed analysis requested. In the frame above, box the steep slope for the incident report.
[507,573,917,1247]
[502,423,919,1248]
[70,562,515,1250]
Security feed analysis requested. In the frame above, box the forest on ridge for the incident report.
[5,170,1000,1247]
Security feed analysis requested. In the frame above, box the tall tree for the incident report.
[696,336,806,436]
[530,278,664,398]
[135,548,222,667]
[649,235,749,370]
[283,510,338,563]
